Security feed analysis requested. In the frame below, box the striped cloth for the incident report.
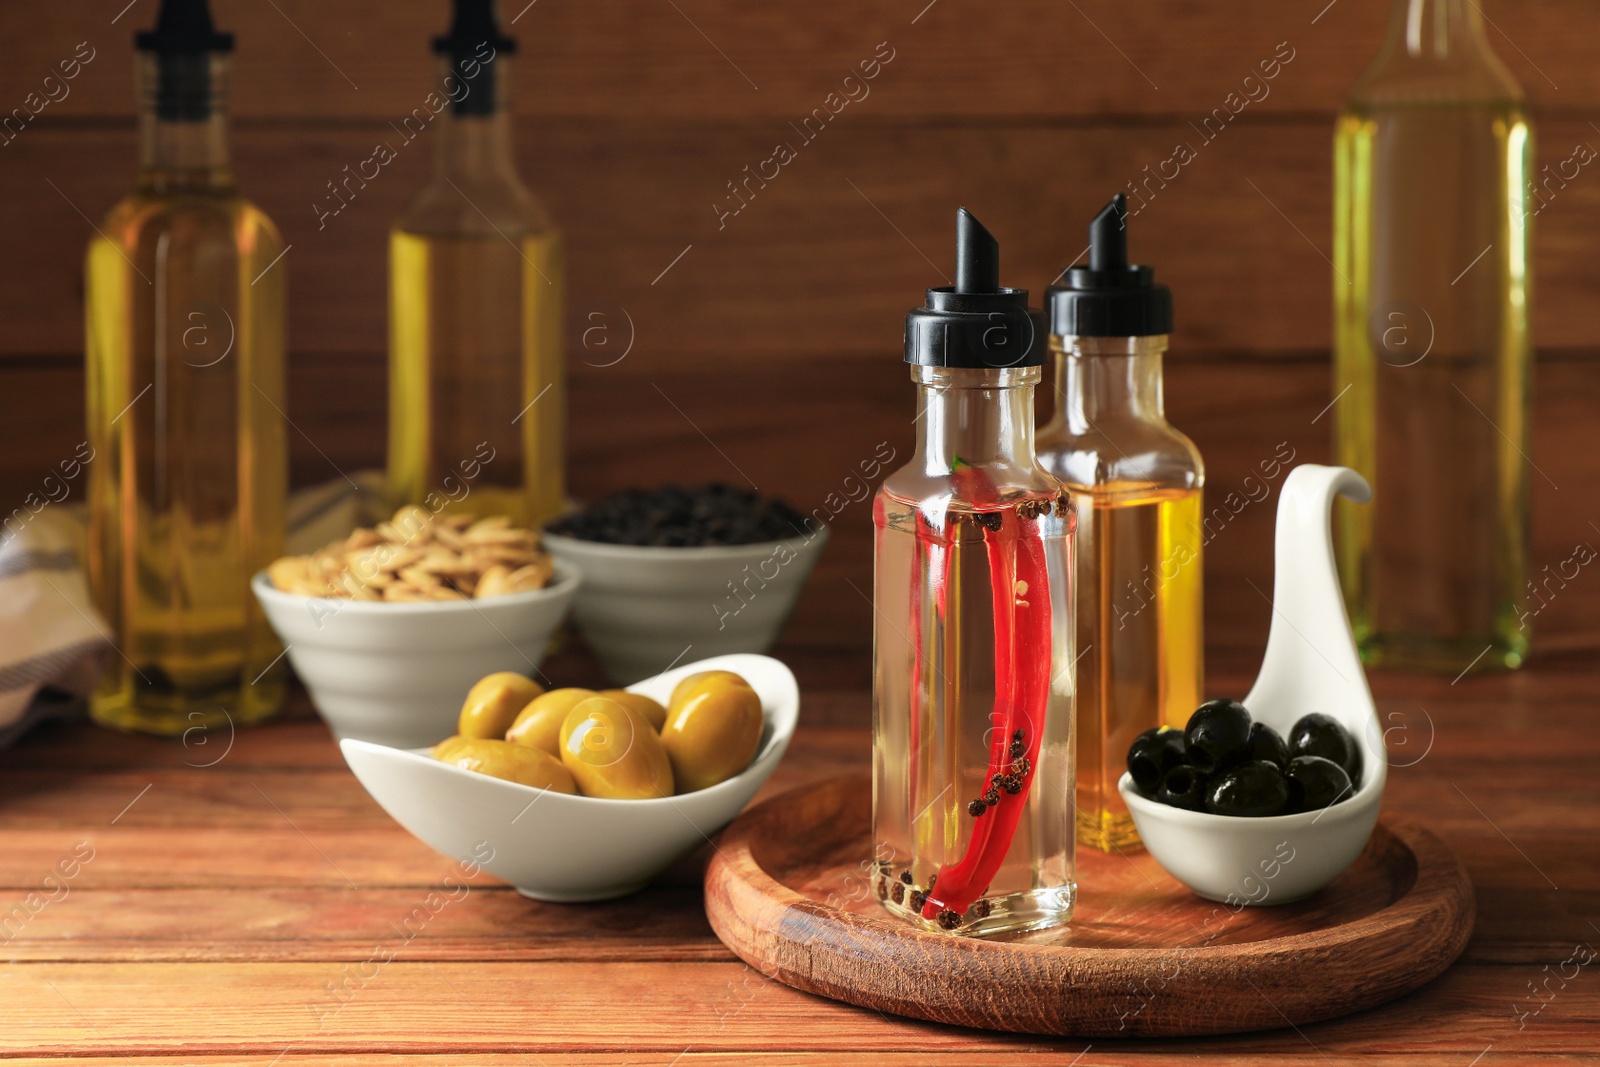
[0,474,388,748]
[0,510,110,747]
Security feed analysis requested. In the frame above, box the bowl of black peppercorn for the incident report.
[543,484,829,683]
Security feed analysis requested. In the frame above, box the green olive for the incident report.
[598,689,668,732]
[559,696,674,799]
[668,670,748,714]
[431,735,472,761]
[506,687,596,755]
[459,672,544,739]
[660,679,763,793]
[437,738,577,794]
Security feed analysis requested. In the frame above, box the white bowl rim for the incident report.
[251,557,581,616]
[541,527,828,560]
[339,652,798,809]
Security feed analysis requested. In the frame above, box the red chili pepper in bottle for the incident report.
[872,210,1077,936]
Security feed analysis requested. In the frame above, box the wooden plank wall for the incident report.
[3,0,1597,664]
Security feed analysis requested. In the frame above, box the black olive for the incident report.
[1285,755,1354,813]
[1184,699,1253,774]
[1246,722,1290,768]
[1287,713,1362,784]
[1126,727,1186,795]
[1156,764,1210,812]
[1204,760,1290,817]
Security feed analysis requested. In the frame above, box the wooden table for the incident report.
[1,645,1595,1064]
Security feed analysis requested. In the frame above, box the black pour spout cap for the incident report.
[1046,193,1173,338]
[434,0,517,56]
[433,0,516,115]
[136,0,233,53]
[904,209,1047,369]
[136,0,232,122]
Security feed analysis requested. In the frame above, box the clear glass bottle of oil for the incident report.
[85,0,286,734]
[873,210,1076,937]
[1333,0,1532,673]
[1037,195,1203,852]
[389,0,564,526]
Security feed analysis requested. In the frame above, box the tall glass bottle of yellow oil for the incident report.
[389,0,565,525]
[1333,0,1533,673]
[86,0,287,734]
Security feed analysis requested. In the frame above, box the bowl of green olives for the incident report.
[1118,465,1386,904]
[338,653,798,902]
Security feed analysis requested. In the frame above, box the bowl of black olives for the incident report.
[1116,464,1384,903]
[1118,697,1383,904]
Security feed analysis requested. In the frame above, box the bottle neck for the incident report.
[431,54,519,182]
[1351,0,1522,104]
[136,53,233,194]
[433,110,517,179]
[914,366,1040,474]
[1053,335,1168,429]
[1385,0,1488,59]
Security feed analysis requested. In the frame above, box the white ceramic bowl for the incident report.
[1119,465,1387,905]
[252,563,580,748]
[339,653,798,901]
[542,529,828,684]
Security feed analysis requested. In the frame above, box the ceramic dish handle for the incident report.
[1244,464,1375,726]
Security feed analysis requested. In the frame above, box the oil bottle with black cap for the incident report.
[1037,194,1205,852]
[389,0,564,526]
[85,0,288,734]
[871,209,1078,936]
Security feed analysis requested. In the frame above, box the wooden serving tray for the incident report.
[705,774,1474,1037]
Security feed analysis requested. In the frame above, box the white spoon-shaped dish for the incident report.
[340,653,799,902]
[1120,464,1384,904]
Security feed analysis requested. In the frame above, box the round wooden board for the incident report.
[704,774,1474,1037]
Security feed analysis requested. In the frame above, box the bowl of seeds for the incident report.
[253,506,579,747]
[541,484,827,684]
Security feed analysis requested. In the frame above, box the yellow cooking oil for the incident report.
[388,229,564,526]
[1333,100,1532,672]
[86,23,287,736]
[1038,202,1203,850]
[1069,484,1203,851]
[85,158,287,734]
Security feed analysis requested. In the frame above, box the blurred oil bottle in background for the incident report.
[389,0,565,525]
[86,0,287,734]
[1333,0,1533,673]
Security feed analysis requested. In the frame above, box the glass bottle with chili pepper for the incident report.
[872,209,1077,936]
